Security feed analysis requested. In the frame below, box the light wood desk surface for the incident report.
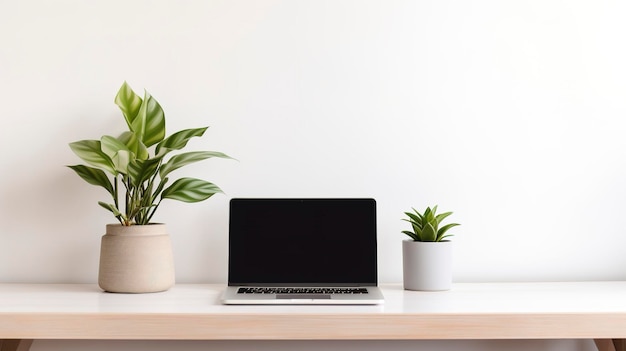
[1,282,625,351]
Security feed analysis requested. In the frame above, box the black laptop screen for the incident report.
[228,198,378,286]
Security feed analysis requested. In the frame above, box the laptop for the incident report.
[221,198,384,305]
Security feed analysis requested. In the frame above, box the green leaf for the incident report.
[98,201,122,217]
[69,140,116,174]
[438,234,453,241]
[421,222,437,242]
[127,157,162,187]
[161,177,223,203]
[156,127,208,155]
[114,82,143,129]
[159,151,233,179]
[411,208,423,221]
[435,211,453,225]
[117,131,149,160]
[401,230,419,241]
[424,207,435,224]
[101,136,134,174]
[401,218,423,240]
[437,223,460,241]
[404,212,422,227]
[132,91,165,148]
[113,150,134,175]
[412,223,422,238]
[98,202,127,225]
[101,135,131,158]
[67,165,114,196]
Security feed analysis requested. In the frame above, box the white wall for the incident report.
[2,1,624,350]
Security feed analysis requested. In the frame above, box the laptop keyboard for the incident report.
[237,287,369,294]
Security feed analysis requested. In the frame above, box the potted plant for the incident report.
[401,205,460,291]
[68,82,232,293]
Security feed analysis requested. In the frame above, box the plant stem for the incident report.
[125,176,133,225]
[113,177,119,212]
[140,170,161,224]
[145,198,162,224]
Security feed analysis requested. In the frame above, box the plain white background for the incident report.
[1,1,625,350]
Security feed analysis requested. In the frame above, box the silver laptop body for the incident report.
[221,198,384,305]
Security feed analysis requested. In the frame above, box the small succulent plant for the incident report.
[402,205,460,242]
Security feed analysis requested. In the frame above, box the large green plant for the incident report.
[402,206,460,242]
[68,82,232,226]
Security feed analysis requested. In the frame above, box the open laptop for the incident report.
[221,198,384,305]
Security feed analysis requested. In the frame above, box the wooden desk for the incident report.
[1,282,625,351]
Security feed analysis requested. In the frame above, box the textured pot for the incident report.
[402,240,452,291]
[98,223,175,293]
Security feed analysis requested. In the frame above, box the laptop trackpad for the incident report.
[276,294,331,299]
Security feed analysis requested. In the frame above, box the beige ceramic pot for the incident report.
[98,223,175,293]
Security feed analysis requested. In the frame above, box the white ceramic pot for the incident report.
[402,240,452,291]
[98,223,175,293]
